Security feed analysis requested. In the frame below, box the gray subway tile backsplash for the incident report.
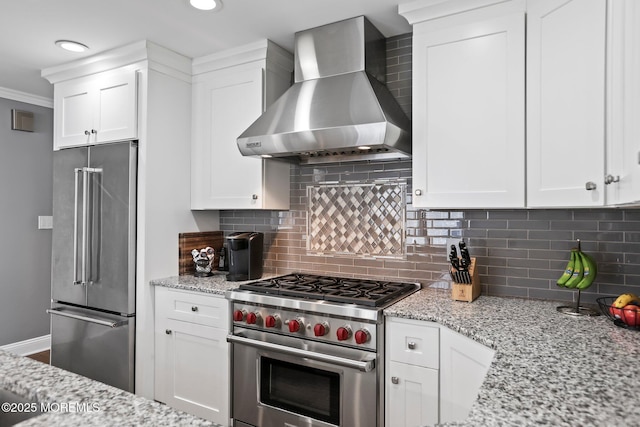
[218,31,640,304]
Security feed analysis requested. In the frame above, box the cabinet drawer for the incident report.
[156,287,229,329]
[386,317,439,369]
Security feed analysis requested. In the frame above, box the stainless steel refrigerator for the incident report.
[48,141,136,392]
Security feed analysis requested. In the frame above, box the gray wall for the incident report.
[0,97,53,345]
[219,33,640,305]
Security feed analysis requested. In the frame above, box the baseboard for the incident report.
[0,335,51,356]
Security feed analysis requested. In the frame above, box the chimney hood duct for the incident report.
[237,16,411,164]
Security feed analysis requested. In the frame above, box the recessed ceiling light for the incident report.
[55,40,89,53]
[358,146,372,150]
[190,0,222,11]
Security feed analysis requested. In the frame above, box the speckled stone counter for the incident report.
[150,272,274,295]
[0,350,219,426]
[385,286,640,427]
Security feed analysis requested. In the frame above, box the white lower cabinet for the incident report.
[154,287,230,426]
[439,327,495,424]
[385,317,439,427]
[385,317,495,427]
[387,361,439,427]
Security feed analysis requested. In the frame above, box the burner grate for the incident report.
[239,273,417,307]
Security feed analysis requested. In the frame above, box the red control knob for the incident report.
[246,312,259,325]
[355,329,370,345]
[233,309,246,322]
[288,319,301,333]
[265,315,280,328]
[336,326,352,341]
[314,323,329,337]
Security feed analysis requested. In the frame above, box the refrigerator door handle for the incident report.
[73,167,102,286]
[81,167,90,286]
[85,167,102,286]
[47,307,128,328]
[72,168,84,285]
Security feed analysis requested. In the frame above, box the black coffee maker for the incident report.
[226,232,264,282]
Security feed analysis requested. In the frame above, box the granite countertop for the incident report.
[0,350,220,426]
[385,286,640,426]
[150,273,640,426]
[150,272,273,295]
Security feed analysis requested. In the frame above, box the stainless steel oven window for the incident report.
[259,357,340,425]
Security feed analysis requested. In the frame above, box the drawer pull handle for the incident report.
[408,341,416,350]
[191,306,199,312]
[391,377,399,385]
[165,329,172,335]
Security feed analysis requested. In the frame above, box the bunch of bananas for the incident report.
[556,248,598,290]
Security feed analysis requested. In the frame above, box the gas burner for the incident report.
[239,273,418,307]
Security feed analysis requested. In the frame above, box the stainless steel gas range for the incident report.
[226,273,420,427]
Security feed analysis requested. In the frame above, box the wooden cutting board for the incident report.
[178,231,224,276]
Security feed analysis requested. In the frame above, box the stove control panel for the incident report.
[231,303,377,350]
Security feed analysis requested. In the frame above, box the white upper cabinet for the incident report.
[52,67,138,150]
[606,0,640,206]
[526,0,606,207]
[402,0,526,209]
[191,41,292,210]
[402,0,639,208]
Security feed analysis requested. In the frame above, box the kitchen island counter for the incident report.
[385,287,640,426]
[0,349,219,426]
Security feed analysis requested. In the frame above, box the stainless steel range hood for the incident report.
[237,16,411,164]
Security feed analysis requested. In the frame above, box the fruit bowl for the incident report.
[597,297,640,330]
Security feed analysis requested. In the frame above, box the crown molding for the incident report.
[192,39,293,76]
[41,40,192,84]
[0,87,53,108]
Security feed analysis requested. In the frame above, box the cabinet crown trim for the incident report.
[192,39,293,76]
[0,86,52,108]
[399,0,515,24]
[42,40,191,84]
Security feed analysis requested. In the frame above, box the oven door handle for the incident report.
[227,335,376,373]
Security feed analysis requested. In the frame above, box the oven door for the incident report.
[229,329,378,427]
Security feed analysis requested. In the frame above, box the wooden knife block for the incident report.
[451,257,481,302]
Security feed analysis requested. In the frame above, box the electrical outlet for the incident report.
[38,216,53,230]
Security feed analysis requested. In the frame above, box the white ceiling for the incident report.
[0,0,412,100]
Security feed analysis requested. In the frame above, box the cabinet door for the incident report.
[527,0,606,207]
[93,69,138,144]
[53,68,138,150]
[439,327,495,424]
[191,67,265,209]
[386,361,439,427]
[155,319,229,425]
[606,0,640,205]
[412,4,525,208]
[54,78,94,149]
